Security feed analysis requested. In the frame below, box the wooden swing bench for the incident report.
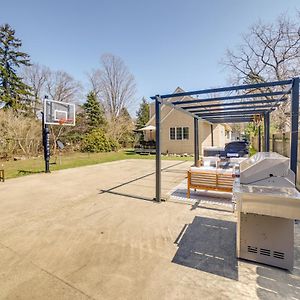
[187,166,234,198]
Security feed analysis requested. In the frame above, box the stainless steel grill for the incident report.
[233,152,300,270]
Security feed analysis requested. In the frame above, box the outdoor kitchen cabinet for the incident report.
[233,152,300,270]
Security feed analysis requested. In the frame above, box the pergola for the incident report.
[151,77,300,202]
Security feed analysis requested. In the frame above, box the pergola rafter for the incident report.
[151,78,299,202]
[196,109,276,118]
[204,118,255,122]
[189,103,280,114]
[171,90,289,106]
[155,79,293,100]
[183,98,287,111]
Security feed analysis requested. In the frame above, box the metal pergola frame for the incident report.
[151,78,300,202]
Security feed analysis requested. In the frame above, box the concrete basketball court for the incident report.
[0,159,299,299]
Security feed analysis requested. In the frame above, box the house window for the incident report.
[183,127,189,140]
[170,127,176,140]
[170,127,189,140]
[176,127,183,140]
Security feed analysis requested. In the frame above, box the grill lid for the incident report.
[239,152,293,184]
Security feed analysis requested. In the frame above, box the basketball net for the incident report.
[58,118,73,125]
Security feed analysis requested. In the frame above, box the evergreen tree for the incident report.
[0,24,31,109]
[83,91,106,128]
[119,107,131,120]
[118,107,134,147]
[136,97,149,129]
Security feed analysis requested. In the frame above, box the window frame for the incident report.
[169,127,176,140]
[169,126,189,141]
[176,127,183,140]
[183,127,189,140]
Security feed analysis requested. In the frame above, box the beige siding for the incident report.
[213,124,226,147]
[149,102,155,119]
[161,109,194,154]
[145,88,230,154]
[147,105,227,154]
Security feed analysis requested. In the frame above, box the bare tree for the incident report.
[43,70,82,155]
[222,14,300,131]
[22,63,50,115]
[45,70,82,103]
[88,54,136,118]
[88,69,102,99]
[224,14,300,83]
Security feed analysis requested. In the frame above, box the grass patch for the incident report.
[1,150,193,180]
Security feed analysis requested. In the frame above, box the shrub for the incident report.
[81,129,118,152]
[0,109,42,158]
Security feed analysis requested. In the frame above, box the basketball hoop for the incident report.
[43,98,76,126]
[58,118,73,125]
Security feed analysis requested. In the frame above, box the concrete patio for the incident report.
[0,159,299,299]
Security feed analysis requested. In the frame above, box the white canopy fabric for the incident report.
[138,125,156,131]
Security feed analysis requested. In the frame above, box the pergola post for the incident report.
[258,125,261,152]
[264,112,270,152]
[155,95,161,202]
[210,124,214,146]
[194,117,199,166]
[290,77,299,180]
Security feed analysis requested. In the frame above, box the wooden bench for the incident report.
[187,167,235,198]
[0,169,4,182]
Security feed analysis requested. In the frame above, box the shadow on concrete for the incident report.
[172,216,238,280]
[256,265,300,299]
[99,161,189,201]
[190,200,234,213]
[99,189,155,202]
[256,222,300,299]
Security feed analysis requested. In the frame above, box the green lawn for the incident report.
[0,150,193,180]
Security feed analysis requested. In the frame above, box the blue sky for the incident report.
[0,0,299,113]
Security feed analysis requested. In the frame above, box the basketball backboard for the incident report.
[43,99,75,126]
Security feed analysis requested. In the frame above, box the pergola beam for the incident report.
[203,115,256,120]
[172,91,289,106]
[211,119,253,123]
[202,115,257,120]
[197,109,274,117]
[188,103,278,114]
[205,117,254,123]
[150,79,292,100]
[182,98,286,111]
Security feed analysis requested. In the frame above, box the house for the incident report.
[143,87,232,155]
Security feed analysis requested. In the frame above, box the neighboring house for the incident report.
[144,87,232,155]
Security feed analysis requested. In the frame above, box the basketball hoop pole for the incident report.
[42,97,75,173]
[42,96,50,173]
[43,124,50,173]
